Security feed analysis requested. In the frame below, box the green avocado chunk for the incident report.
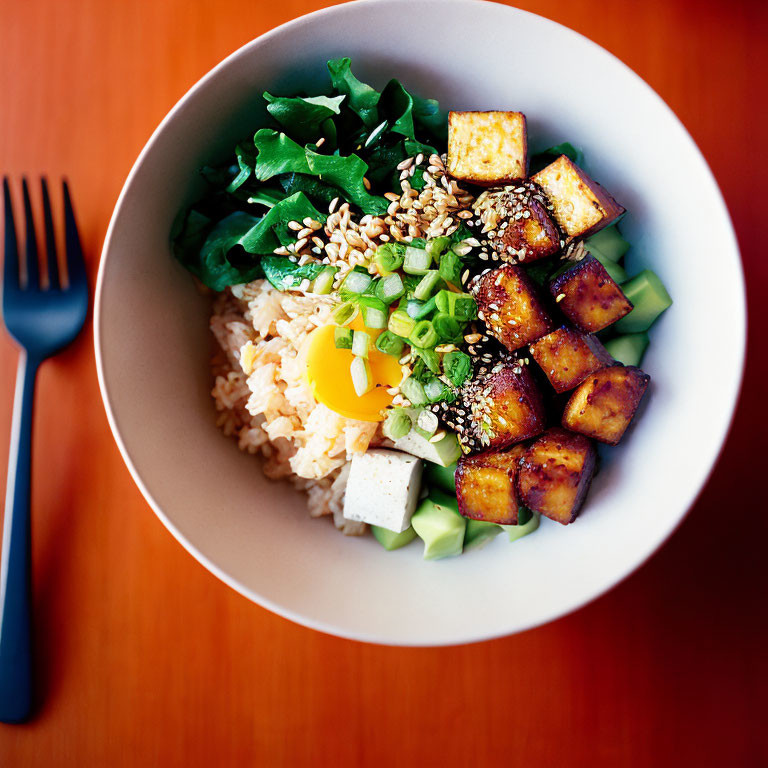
[588,245,627,284]
[411,497,466,560]
[464,519,503,550]
[603,332,649,367]
[371,524,417,551]
[424,461,457,494]
[614,270,672,333]
[504,510,541,542]
[585,225,630,262]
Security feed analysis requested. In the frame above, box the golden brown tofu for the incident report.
[517,428,596,525]
[532,155,625,241]
[437,361,546,453]
[447,111,528,185]
[530,326,614,393]
[473,264,555,352]
[456,445,526,524]
[472,183,561,263]
[550,255,633,333]
[562,365,650,445]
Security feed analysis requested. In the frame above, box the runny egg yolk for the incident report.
[305,315,403,422]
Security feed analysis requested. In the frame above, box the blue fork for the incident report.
[0,178,88,723]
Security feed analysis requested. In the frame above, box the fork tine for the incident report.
[61,180,86,292]
[21,178,40,289]
[40,177,59,289]
[3,177,20,290]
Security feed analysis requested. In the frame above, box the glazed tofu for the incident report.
[562,365,650,445]
[516,428,596,525]
[550,255,633,333]
[472,264,554,352]
[447,111,528,185]
[530,326,614,393]
[532,155,624,241]
[472,184,560,263]
[455,445,526,525]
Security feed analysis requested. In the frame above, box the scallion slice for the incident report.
[402,246,432,275]
[358,296,388,329]
[382,407,412,440]
[373,242,406,275]
[416,409,439,437]
[414,270,442,301]
[340,269,373,300]
[426,236,450,260]
[350,356,373,397]
[414,296,437,320]
[424,377,448,402]
[432,313,462,343]
[443,350,472,387]
[435,290,477,321]
[438,249,461,285]
[375,330,406,357]
[401,376,427,406]
[332,301,359,326]
[334,326,353,350]
[409,320,438,349]
[375,273,405,305]
[311,265,338,295]
[412,346,441,374]
[388,309,416,339]
[352,330,371,359]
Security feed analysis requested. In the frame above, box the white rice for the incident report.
[210,280,383,535]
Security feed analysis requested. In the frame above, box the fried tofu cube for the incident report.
[532,155,624,241]
[530,326,614,393]
[562,365,650,445]
[447,111,528,185]
[456,445,526,524]
[473,264,554,352]
[550,255,633,333]
[516,428,596,524]
[472,184,560,263]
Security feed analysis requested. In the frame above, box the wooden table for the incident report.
[0,0,765,764]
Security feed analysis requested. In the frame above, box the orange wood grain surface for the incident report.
[0,0,766,765]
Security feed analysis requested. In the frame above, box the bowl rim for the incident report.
[94,0,747,646]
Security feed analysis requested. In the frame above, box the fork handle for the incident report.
[0,352,38,723]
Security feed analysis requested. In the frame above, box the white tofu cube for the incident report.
[343,450,423,533]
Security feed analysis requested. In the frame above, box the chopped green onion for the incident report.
[388,309,416,339]
[414,296,438,320]
[373,242,406,275]
[426,236,450,260]
[352,330,371,359]
[416,409,439,437]
[412,346,441,374]
[401,376,427,406]
[350,357,373,397]
[409,320,438,349]
[382,408,412,440]
[375,330,406,357]
[334,326,353,350]
[443,350,472,387]
[405,299,423,319]
[375,273,405,305]
[358,295,388,329]
[432,313,462,343]
[435,290,477,321]
[332,301,359,326]
[311,265,338,295]
[340,269,372,300]
[403,246,432,275]
[414,270,442,301]
[439,249,461,285]
[424,377,448,402]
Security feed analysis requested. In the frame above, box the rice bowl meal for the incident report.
[173,58,673,559]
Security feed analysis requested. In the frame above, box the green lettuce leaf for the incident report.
[327,57,380,128]
[253,129,309,181]
[261,255,325,291]
[264,92,345,144]
[241,191,326,254]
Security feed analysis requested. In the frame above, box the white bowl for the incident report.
[95,0,745,645]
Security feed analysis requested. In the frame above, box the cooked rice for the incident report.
[210,280,385,535]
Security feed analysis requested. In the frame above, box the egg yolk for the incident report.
[305,315,403,422]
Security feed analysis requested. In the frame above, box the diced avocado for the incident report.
[371,524,417,551]
[464,519,503,550]
[427,487,459,512]
[393,430,461,467]
[585,225,630,262]
[614,270,672,333]
[603,332,649,366]
[504,510,541,542]
[424,461,457,494]
[411,498,466,560]
[588,245,627,284]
